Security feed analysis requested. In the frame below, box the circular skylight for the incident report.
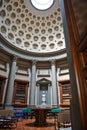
[31,0,54,10]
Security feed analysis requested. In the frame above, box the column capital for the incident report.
[12,55,18,62]
[36,83,40,87]
[48,83,51,87]
[51,59,56,65]
[32,60,37,65]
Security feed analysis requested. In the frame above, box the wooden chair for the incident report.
[13,108,24,120]
[0,109,18,129]
[58,109,71,129]
[48,108,61,130]
[22,108,34,119]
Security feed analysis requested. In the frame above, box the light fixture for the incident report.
[31,0,54,10]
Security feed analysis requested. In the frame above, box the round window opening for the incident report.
[31,0,54,10]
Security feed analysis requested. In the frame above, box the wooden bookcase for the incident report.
[59,80,72,107]
[12,80,28,107]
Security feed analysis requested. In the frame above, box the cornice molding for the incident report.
[0,34,66,56]
[0,34,67,61]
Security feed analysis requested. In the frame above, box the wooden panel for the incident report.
[64,0,87,129]
[71,0,87,39]
[59,84,63,104]
[82,66,87,79]
[81,49,87,66]
[78,33,87,51]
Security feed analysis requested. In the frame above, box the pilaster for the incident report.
[51,60,58,106]
[29,60,37,106]
[5,56,17,108]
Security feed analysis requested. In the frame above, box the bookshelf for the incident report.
[59,81,72,107]
[13,80,28,106]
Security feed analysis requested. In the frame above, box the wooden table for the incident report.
[31,107,51,126]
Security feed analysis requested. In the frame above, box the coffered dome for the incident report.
[0,0,66,55]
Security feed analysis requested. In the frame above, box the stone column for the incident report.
[37,84,40,105]
[27,68,30,106]
[48,84,51,106]
[51,60,58,106]
[29,60,37,106]
[2,63,9,105]
[5,56,17,108]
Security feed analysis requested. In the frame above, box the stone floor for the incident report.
[60,128,71,130]
[16,118,71,130]
[15,119,56,130]
[0,118,71,130]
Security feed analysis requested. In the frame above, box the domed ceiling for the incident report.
[0,0,65,55]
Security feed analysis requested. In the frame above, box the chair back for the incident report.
[58,109,71,123]
[51,108,61,113]
[22,108,34,113]
[0,110,14,117]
